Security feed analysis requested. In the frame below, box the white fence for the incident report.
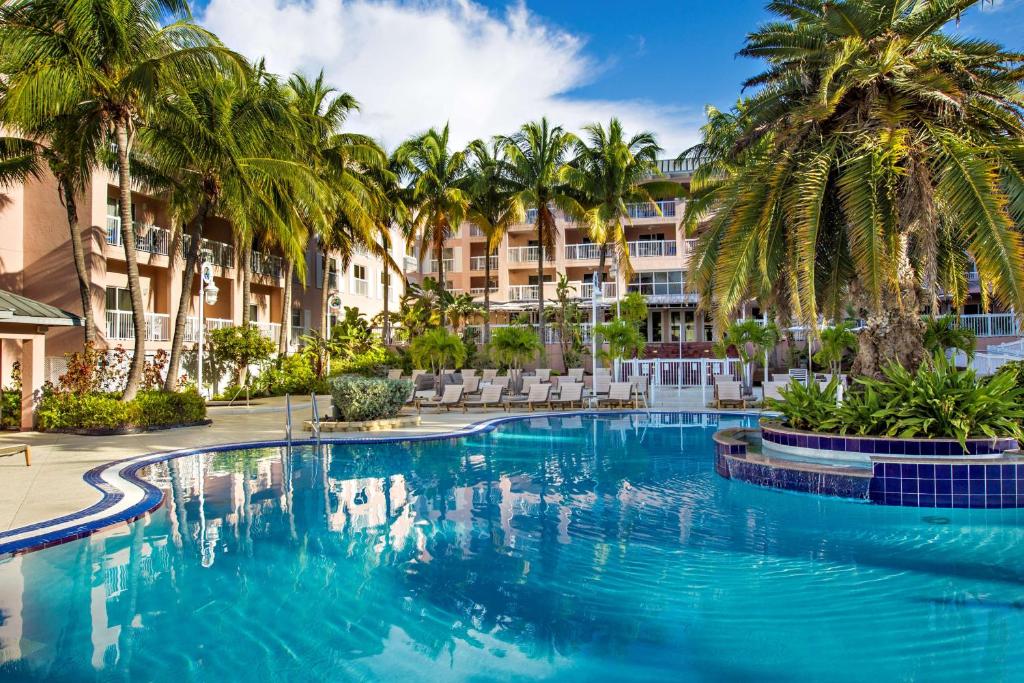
[105,311,170,341]
[957,313,1022,337]
[614,357,743,387]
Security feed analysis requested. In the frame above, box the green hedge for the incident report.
[38,390,207,432]
[329,375,411,422]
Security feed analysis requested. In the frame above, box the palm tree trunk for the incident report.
[165,203,208,391]
[115,120,145,401]
[536,229,545,366]
[240,238,252,328]
[436,234,446,327]
[382,263,390,345]
[596,242,608,292]
[483,245,491,344]
[279,258,293,356]
[320,249,331,334]
[59,178,94,346]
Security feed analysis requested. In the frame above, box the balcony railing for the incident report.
[251,251,283,277]
[469,255,498,271]
[564,243,601,261]
[508,284,539,301]
[469,286,499,296]
[423,258,455,274]
[574,282,618,300]
[681,238,698,259]
[469,225,486,237]
[507,245,540,264]
[625,200,677,220]
[183,235,235,268]
[183,316,234,343]
[105,311,170,341]
[645,156,700,178]
[251,321,281,343]
[627,240,677,258]
[105,217,171,256]
[470,324,560,344]
[957,313,1022,338]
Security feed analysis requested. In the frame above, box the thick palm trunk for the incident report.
[240,238,252,328]
[320,249,331,334]
[165,204,208,391]
[483,246,491,343]
[115,120,145,401]
[436,235,446,328]
[59,179,94,346]
[279,259,293,356]
[851,309,926,378]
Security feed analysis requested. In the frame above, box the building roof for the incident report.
[0,289,81,327]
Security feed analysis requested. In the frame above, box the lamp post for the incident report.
[197,261,219,398]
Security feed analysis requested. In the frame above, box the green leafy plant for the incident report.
[410,328,467,376]
[488,324,541,372]
[208,325,276,388]
[329,375,412,422]
[713,319,780,390]
[765,378,839,432]
[330,306,374,358]
[594,317,646,367]
[331,345,401,377]
[923,315,977,362]
[813,322,858,375]
[617,291,648,326]
[37,389,205,432]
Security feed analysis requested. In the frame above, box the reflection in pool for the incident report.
[1,413,1023,681]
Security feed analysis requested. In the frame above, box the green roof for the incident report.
[0,289,80,326]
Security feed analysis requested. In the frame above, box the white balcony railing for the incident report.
[957,313,1022,338]
[627,240,677,258]
[423,259,455,274]
[469,286,500,296]
[508,284,539,301]
[469,255,498,271]
[251,321,281,343]
[105,311,170,341]
[564,243,602,261]
[182,235,235,268]
[575,282,618,300]
[469,225,486,237]
[183,317,234,343]
[507,245,540,264]
[681,238,698,259]
[625,200,677,220]
[251,251,284,277]
[105,217,171,255]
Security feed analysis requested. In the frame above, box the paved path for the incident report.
[0,387,731,534]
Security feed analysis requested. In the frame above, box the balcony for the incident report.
[469,255,498,271]
[625,200,677,220]
[564,243,601,261]
[508,284,539,301]
[423,259,455,274]
[251,321,282,343]
[507,245,540,264]
[957,313,1022,338]
[183,235,235,268]
[627,240,677,258]
[105,311,170,341]
[105,217,171,256]
[469,286,499,296]
[573,282,618,300]
[183,316,234,343]
[251,251,284,278]
[469,224,486,238]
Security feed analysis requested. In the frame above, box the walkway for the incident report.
[0,388,721,535]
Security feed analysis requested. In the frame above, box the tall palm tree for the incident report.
[566,118,680,286]
[0,0,240,399]
[396,125,470,326]
[501,118,583,362]
[0,120,97,345]
[139,63,320,391]
[684,0,1024,377]
[465,138,522,342]
[366,152,410,346]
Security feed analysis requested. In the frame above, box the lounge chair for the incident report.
[481,368,498,382]
[518,375,542,397]
[461,368,478,378]
[628,375,650,408]
[505,383,552,412]
[534,368,551,382]
[550,382,584,409]
[762,380,788,402]
[462,385,505,412]
[417,384,465,413]
[597,382,635,409]
[488,374,511,391]
[788,368,809,385]
[715,381,746,409]
[566,368,584,382]
[387,368,403,380]
[772,373,791,382]
[592,375,611,399]
[0,444,30,467]
[461,375,481,396]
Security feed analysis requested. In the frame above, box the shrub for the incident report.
[765,378,840,431]
[594,318,646,367]
[329,375,412,422]
[331,345,400,377]
[410,328,467,373]
[37,389,206,432]
[257,354,324,396]
[208,325,276,383]
[488,325,540,371]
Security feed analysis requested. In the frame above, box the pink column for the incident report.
[20,335,44,430]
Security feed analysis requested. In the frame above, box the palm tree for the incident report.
[446,293,483,333]
[465,138,522,342]
[500,118,584,363]
[813,322,858,376]
[397,125,471,325]
[139,63,320,391]
[364,151,410,346]
[0,121,96,345]
[566,118,679,286]
[0,0,240,399]
[683,0,1024,377]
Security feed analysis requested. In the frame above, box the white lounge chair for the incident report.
[597,382,635,409]
[387,368,403,380]
[417,384,465,413]
[505,383,552,412]
[551,382,584,409]
[462,385,504,412]
[715,382,746,409]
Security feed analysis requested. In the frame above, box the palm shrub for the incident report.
[488,324,541,374]
[713,319,780,391]
[594,318,646,368]
[813,322,858,375]
[410,328,467,387]
[923,315,977,362]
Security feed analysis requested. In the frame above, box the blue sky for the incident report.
[195,0,1024,155]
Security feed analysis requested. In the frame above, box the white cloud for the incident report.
[198,0,702,155]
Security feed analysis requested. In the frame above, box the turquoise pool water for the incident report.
[1,412,1024,681]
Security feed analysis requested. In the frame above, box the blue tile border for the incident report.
[0,409,762,558]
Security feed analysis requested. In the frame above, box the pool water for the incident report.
[2,413,1024,682]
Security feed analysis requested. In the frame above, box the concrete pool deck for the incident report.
[0,387,738,535]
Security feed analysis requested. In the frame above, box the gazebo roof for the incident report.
[0,289,81,327]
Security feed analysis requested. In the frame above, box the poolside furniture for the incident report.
[461,368,478,378]
[462,385,505,412]
[772,373,791,382]
[788,368,809,385]
[534,368,551,382]
[597,382,636,409]
[461,376,481,395]
[762,381,788,402]
[594,367,611,376]
[387,368,403,380]
[518,375,542,396]
[488,374,511,391]
[411,369,427,384]
[550,382,584,409]
[417,384,465,413]
[481,368,498,382]
[715,382,746,409]
[592,375,611,398]
[0,444,30,466]
[567,368,585,382]
[628,375,650,408]
[504,383,552,412]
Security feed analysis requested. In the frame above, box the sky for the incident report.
[193,0,1024,156]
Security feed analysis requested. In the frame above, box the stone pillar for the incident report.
[21,334,44,430]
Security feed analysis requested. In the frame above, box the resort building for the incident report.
[0,163,412,382]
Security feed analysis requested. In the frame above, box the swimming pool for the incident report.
[1,412,1023,681]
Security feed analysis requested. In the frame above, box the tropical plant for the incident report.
[594,317,646,368]
[466,138,522,341]
[765,377,840,432]
[329,375,411,422]
[397,124,470,323]
[501,118,585,362]
[813,322,858,376]
[713,319,780,391]
[299,329,337,380]
[0,0,241,399]
[566,117,679,283]
[923,315,977,361]
[546,274,585,370]
[446,293,483,332]
[683,0,1024,378]
[330,306,374,358]
[410,328,467,380]
[617,291,649,326]
[208,325,275,389]
[488,324,542,374]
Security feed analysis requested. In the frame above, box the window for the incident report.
[106,287,132,312]
[352,264,368,296]
[528,274,554,285]
[291,308,302,328]
[627,271,683,296]
[249,304,258,322]
[650,312,663,342]
[636,233,665,242]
